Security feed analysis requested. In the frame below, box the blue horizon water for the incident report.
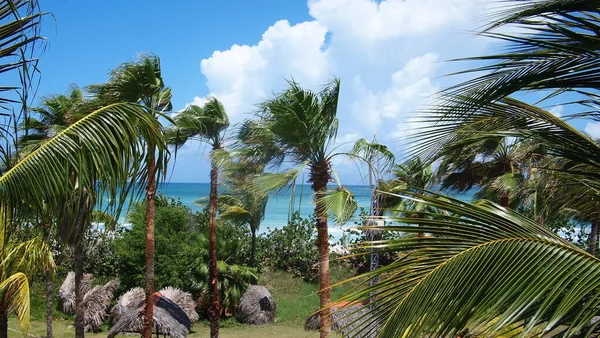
[115,183,476,238]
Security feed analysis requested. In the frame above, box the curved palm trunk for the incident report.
[311,164,331,338]
[208,153,220,338]
[142,152,157,338]
[74,241,84,338]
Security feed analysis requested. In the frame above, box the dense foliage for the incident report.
[256,212,319,282]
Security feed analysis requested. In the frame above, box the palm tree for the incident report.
[19,86,85,338]
[435,137,543,208]
[253,78,361,337]
[89,54,172,338]
[218,160,268,267]
[0,3,167,337]
[169,98,229,338]
[334,1,600,336]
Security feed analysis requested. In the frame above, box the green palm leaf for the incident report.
[0,102,167,219]
[337,189,600,337]
[317,186,357,225]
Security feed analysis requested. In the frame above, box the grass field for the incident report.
[9,263,358,337]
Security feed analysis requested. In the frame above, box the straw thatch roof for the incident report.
[305,304,379,338]
[110,287,199,325]
[160,287,199,323]
[107,292,191,338]
[57,271,94,315]
[236,285,276,325]
[109,287,145,325]
[81,279,120,332]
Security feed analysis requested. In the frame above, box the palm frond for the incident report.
[337,189,600,337]
[317,186,357,225]
[0,102,167,221]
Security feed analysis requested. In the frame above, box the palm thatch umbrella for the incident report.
[159,287,199,323]
[236,285,276,325]
[81,279,120,332]
[109,286,145,325]
[305,303,379,338]
[107,292,191,338]
[57,271,94,315]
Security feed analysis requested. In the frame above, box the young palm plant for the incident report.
[169,98,229,338]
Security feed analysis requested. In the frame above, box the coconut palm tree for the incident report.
[19,86,87,338]
[0,3,168,337]
[252,78,388,337]
[169,98,229,338]
[88,54,172,338]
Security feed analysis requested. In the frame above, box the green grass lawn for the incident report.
[9,263,357,337]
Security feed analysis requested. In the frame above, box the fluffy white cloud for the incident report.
[308,0,477,43]
[585,122,600,139]
[196,20,330,121]
[350,53,439,134]
[549,104,563,117]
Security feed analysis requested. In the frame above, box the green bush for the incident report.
[256,212,320,282]
[114,195,205,291]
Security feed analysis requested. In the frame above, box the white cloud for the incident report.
[585,122,600,139]
[308,0,477,43]
[350,53,439,133]
[549,105,563,117]
[197,20,331,121]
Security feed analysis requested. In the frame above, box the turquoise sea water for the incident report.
[117,183,475,237]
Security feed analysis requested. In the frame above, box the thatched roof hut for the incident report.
[305,303,379,338]
[81,279,119,332]
[57,271,94,315]
[159,287,199,323]
[109,287,145,325]
[110,287,199,325]
[236,285,276,325]
[107,292,191,338]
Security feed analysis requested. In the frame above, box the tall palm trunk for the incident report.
[208,152,220,338]
[311,163,331,338]
[250,220,258,267]
[43,223,53,338]
[74,241,84,338]
[142,151,157,338]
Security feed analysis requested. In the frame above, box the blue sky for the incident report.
[35,0,598,184]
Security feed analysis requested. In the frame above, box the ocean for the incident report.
[118,183,475,238]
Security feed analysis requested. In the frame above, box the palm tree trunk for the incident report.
[311,165,331,338]
[250,221,258,267]
[0,310,7,338]
[142,152,157,338]
[74,241,84,338]
[590,219,599,256]
[43,223,53,338]
[208,153,220,338]
[499,193,509,208]
[45,270,53,338]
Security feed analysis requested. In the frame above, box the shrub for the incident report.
[256,212,320,282]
